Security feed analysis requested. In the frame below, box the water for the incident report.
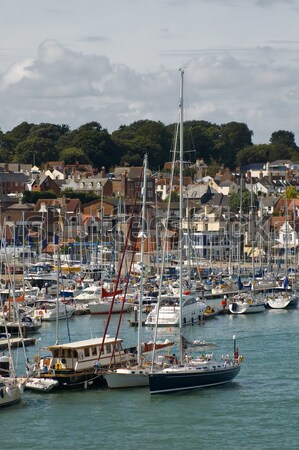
[2,307,299,450]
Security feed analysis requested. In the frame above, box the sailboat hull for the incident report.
[149,364,241,394]
[0,379,22,406]
[104,368,149,388]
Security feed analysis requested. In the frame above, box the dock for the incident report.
[0,337,37,350]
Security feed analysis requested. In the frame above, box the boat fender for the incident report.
[6,387,12,397]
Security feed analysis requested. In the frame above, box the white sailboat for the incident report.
[0,354,23,406]
[104,154,173,388]
[149,69,241,394]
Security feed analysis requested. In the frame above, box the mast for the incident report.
[137,154,147,365]
[179,68,184,364]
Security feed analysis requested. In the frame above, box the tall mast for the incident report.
[179,68,184,364]
[137,154,147,365]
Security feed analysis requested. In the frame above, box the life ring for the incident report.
[55,362,62,370]
[38,310,43,316]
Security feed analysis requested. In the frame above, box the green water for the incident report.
[2,307,299,450]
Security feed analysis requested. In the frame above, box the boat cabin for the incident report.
[40,337,133,372]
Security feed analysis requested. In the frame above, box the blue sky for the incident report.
[1,0,299,145]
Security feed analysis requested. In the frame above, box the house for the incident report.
[246,177,275,196]
[111,167,154,201]
[241,163,267,179]
[218,180,238,196]
[258,196,278,217]
[0,172,29,195]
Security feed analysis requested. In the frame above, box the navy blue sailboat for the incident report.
[149,69,241,394]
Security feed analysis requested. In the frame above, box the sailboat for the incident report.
[0,354,23,406]
[149,69,241,394]
[104,155,174,389]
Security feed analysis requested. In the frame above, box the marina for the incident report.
[1,307,299,449]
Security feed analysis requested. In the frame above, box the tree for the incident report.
[207,159,220,178]
[59,147,91,165]
[29,123,70,141]
[120,153,143,166]
[22,190,57,203]
[61,189,101,204]
[215,122,253,168]
[229,189,258,214]
[71,127,119,169]
[112,120,172,169]
[14,137,58,165]
[236,143,299,167]
[270,130,298,150]
[284,186,298,199]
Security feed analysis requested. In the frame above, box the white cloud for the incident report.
[1,38,299,145]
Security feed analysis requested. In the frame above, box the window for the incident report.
[92,347,98,356]
[105,344,111,354]
[84,347,90,358]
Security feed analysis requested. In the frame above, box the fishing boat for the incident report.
[149,69,241,394]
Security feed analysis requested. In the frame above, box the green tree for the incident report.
[22,190,57,203]
[270,130,298,150]
[112,120,172,169]
[207,159,220,178]
[215,122,253,168]
[60,147,91,165]
[71,126,119,169]
[14,137,58,165]
[284,186,298,199]
[229,189,258,214]
[30,123,70,141]
[61,189,101,204]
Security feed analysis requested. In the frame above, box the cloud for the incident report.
[80,36,108,43]
[1,39,299,144]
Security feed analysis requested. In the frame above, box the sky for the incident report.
[1,0,299,145]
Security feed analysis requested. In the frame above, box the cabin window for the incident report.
[84,347,90,357]
[73,350,78,358]
[92,347,98,356]
[105,344,111,354]
[53,349,59,358]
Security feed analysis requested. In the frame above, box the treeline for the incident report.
[0,120,298,171]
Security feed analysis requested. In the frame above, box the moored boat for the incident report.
[34,336,136,389]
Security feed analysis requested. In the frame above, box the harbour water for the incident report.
[2,305,299,450]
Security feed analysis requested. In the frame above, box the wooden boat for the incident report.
[33,336,136,389]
